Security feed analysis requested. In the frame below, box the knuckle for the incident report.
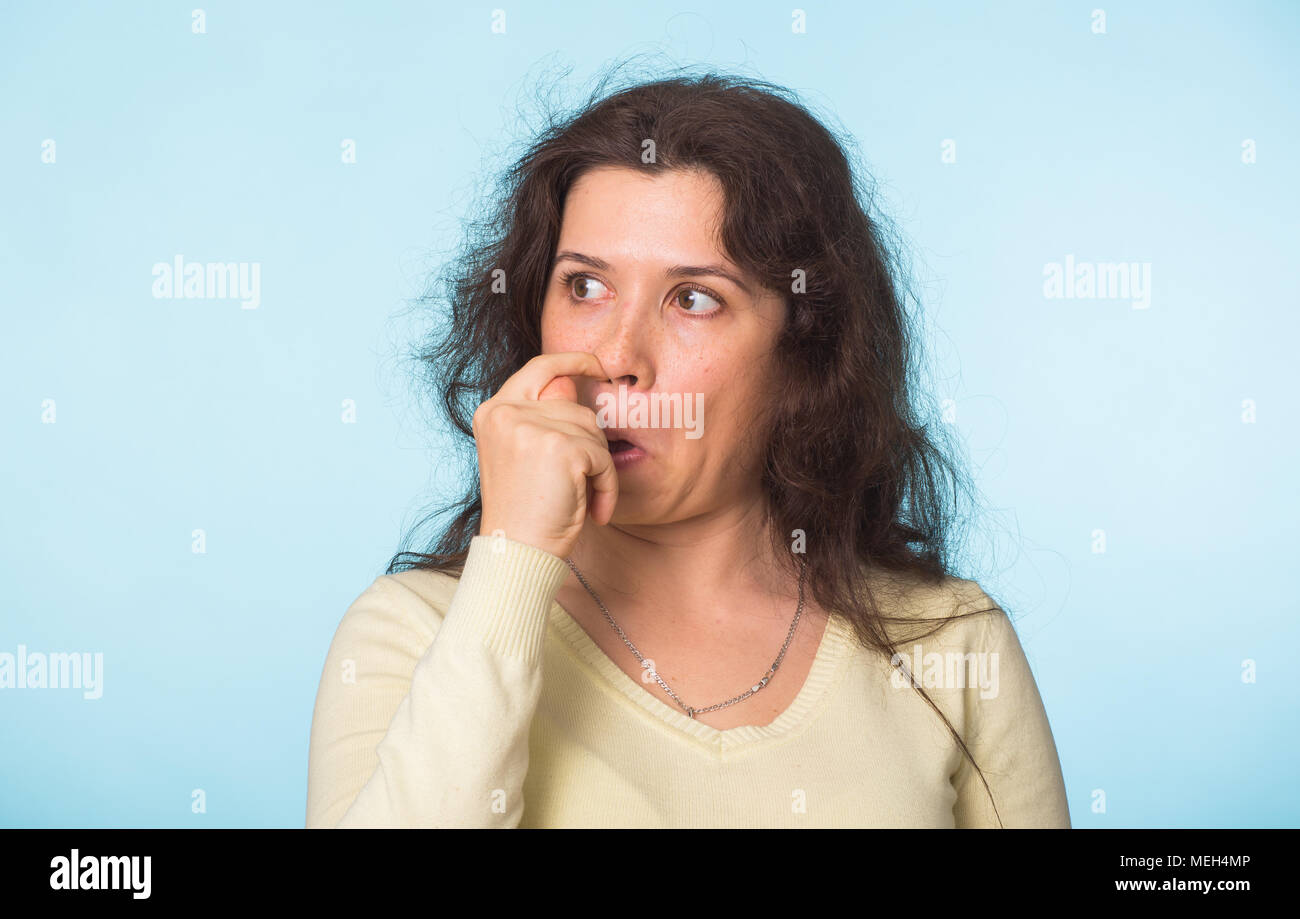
[539,429,568,454]
[509,418,545,451]
[471,401,490,432]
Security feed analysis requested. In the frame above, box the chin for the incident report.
[606,494,667,527]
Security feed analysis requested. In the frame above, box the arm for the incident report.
[305,534,570,828]
[950,607,1072,828]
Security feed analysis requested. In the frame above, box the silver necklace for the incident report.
[563,557,808,720]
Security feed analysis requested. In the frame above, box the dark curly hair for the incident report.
[388,59,1004,825]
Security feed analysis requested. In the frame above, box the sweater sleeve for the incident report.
[305,534,570,828]
[950,606,1072,828]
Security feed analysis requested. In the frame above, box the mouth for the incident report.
[603,430,649,467]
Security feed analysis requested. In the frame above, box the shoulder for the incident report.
[857,564,1007,651]
[856,568,1052,733]
[858,567,1052,712]
[381,565,464,620]
[327,565,464,654]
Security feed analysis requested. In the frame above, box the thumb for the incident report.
[537,374,578,403]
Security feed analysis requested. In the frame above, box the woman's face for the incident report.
[539,165,788,525]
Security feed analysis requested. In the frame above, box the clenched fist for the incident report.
[474,352,618,559]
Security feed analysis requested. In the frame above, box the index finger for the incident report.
[501,351,610,402]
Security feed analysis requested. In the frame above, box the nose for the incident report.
[592,289,656,391]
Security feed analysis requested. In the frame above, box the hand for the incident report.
[473,352,618,559]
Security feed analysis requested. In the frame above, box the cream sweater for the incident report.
[306,535,1070,828]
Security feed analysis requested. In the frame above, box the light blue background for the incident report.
[2,1,1296,828]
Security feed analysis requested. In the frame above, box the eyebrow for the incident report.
[552,250,754,297]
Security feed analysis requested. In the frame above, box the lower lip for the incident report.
[610,444,648,468]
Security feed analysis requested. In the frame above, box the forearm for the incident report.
[308,536,569,828]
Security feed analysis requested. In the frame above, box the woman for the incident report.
[306,69,1070,828]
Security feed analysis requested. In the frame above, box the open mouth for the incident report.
[602,429,647,466]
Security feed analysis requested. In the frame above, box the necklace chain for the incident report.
[562,557,808,720]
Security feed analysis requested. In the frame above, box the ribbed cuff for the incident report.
[436,535,571,663]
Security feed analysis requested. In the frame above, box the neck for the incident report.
[564,492,803,629]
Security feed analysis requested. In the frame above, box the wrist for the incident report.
[477,522,568,560]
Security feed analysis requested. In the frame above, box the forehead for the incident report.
[558,165,728,259]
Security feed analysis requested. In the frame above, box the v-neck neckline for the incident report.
[546,597,855,753]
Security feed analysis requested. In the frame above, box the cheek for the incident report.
[539,300,588,354]
[695,357,774,437]
[539,302,559,352]
[657,360,729,444]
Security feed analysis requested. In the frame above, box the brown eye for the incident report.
[676,286,721,315]
[570,275,609,300]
